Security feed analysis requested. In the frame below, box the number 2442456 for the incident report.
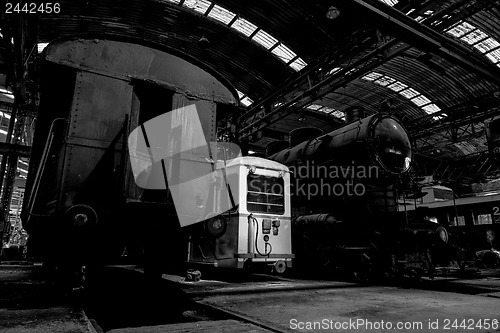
[5,3,60,14]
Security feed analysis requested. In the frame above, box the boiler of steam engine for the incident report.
[269,113,412,175]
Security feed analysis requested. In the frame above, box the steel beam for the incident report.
[0,142,31,158]
[349,0,500,86]
[238,39,408,140]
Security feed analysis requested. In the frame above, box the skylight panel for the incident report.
[271,44,296,63]
[422,103,441,114]
[399,87,420,99]
[387,81,408,92]
[446,21,475,38]
[327,67,342,76]
[230,17,258,37]
[252,29,278,49]
[289,57,307,71]
[411,95,431,107]
[361,72,383,81]
[319,107,345,119]
[474,38,500,53]
[485,49,500,64]
[37,42,48,53]
[379,0,398,6]
[331,110,346,119]
[306,104,323,111]
[374,76,396,86]
[317,107,334,113]
[241,96,253,107]
[183,0,211,14]
[207,4,236,25]
[461,29,488,45]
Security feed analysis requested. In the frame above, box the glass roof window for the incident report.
[207,4,235,25]
[361,72,383,81]
[411,95,431,107]
[399,87,420,99]
[271,44,296,63]
[387,81,408,92]
[183,0,211,14]
[252,29,278,49]
[37,42,49,53]
[241,96,254,107]
[172,0,309,72]
[306,104,323,111]
[318,106,345,119]
[230,17,258,37]
[446,21,500,67]
[362,72,442,115]
[306,104,345,120]
[289,58,307,71]
[423,104,441,114]
[236,90,253,107]
[379,0,398,6]
[374,76,396,86]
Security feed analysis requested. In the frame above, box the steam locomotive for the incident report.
[21,37,293,284]
[266,109,450,281]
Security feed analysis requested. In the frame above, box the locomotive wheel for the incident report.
[64,204,98,228]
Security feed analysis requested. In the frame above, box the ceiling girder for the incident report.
[235,32,377,130]
[350,0,500,86]
[237,38,410,141]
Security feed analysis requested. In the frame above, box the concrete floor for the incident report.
[165,270,500,333]
[0,264,95,333]
[1,264,499,332]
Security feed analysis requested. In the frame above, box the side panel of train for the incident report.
[22,39,238,268]
[414,196,500,251]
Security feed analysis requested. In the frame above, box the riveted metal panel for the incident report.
[45,39,237,104]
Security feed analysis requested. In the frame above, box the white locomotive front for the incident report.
[186,156,294,273]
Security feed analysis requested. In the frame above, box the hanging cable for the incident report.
[250,215,272,256]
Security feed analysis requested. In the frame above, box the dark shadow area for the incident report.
[82,266,224,331]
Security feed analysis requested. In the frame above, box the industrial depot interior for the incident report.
[1,0,500,332]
